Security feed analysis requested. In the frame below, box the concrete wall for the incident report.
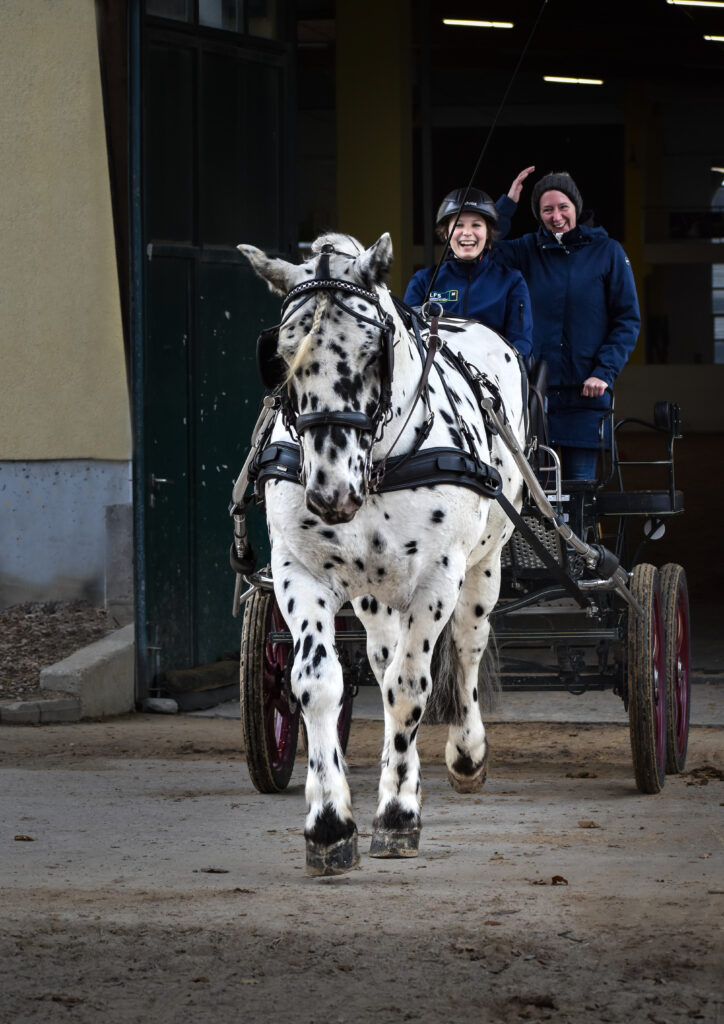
[0,460,132,610]
[0,0,130,461]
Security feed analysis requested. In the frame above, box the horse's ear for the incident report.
[237,244,303,296]
[356,233,393,289]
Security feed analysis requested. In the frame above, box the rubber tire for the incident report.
[661,564,691,774]
[628,563,667,794]
[240,589,299,793]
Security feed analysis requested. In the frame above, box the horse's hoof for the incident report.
[305,831,360,877]
[369,827,421,858]
[448,749,488,793]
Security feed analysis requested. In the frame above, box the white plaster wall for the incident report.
[0,0,131,460]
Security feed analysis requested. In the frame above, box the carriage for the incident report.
[229,232,690,875]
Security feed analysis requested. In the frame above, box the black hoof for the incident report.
[369,827,421,858]
[305,830,360,877]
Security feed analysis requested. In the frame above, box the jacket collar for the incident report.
[536,224,607,252]
[444,253,491,275]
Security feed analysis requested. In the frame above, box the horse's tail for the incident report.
[424,620,501,726]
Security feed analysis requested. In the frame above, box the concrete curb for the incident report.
[0,625,135,725]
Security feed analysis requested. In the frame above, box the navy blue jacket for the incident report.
[403,253,533,359]
[492,195,641,447]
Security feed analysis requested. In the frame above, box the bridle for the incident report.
[271,244,397,446]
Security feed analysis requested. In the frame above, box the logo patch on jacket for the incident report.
[429,289,459,304]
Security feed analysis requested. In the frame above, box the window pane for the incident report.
[713,290,724,315]
[249,0,279,39]
[713,264,724,288]
[715,317,724,341]
[146,0,192,21]
[714,340,724,363]
[199,0,243,32]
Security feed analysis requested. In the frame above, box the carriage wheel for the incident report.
[240,588,299,793]
[661,564,691,774]
[627,563,667,794]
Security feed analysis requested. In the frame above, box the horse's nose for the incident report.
[305,487,362,524]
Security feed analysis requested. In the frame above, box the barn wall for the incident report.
[0,0,130,461]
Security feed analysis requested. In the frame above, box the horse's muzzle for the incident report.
[305,487,362,525]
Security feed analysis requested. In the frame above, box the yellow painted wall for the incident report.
[0,0,131,460]
[336,0,413,296]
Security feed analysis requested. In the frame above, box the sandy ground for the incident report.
[1,714,722,1024]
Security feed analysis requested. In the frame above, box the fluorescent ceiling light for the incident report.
[712,166,724,172]
[704,33,724,39]
[442,19,514,29]
[667,1,724,7]
[543,75,604,85]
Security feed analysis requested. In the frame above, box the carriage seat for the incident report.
[596,400,684,517]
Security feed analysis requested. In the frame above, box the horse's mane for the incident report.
[285,299,327,383]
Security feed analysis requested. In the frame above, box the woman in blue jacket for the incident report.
[404,188,533,360]
[493,169,641,480]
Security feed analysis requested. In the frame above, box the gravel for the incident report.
[0,600,115,703]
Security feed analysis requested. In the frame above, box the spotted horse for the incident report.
[234,231,527,876]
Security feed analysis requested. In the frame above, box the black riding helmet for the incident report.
[435,188,499,244]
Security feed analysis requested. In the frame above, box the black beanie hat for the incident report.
[531,172,583,221]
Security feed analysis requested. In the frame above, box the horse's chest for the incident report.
[267,483,485,602]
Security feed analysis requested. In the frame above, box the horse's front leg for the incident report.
[274,565,359,876]
[351,595,400,690]
[370,588,456,858]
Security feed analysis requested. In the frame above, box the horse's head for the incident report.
[238,233,395,524]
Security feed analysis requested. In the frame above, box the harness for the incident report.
[253,440,503,500]
[230,262,639,619]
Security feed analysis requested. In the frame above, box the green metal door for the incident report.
[135,14,292,694]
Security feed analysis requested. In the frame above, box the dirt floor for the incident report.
[1,713,722,1024]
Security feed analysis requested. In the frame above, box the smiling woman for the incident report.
[403,188,533,359]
